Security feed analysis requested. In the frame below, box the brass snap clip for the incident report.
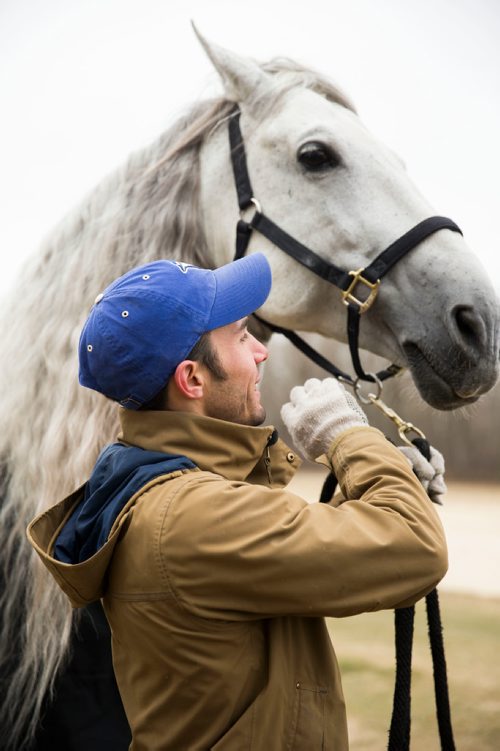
[354,374,426,446]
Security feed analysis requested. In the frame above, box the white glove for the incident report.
[399,444,447,505]
[280,377,368,461]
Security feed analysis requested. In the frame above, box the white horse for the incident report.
[0,30,498,748]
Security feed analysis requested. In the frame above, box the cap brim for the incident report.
[207,253,272,331]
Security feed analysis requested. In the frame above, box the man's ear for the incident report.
[171,360,205,400]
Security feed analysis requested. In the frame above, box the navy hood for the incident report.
[54,443,196,564]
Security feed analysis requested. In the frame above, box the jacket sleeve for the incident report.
[160,427,448,620]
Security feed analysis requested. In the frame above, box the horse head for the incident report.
[197,30,499,410]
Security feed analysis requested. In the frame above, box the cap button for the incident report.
[94,293,104,304]
[286,452,295,463]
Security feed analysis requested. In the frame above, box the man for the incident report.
[28,253,447,750]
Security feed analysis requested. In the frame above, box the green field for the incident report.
[328,591,500,750]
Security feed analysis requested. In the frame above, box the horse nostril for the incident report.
[452,305,487,350]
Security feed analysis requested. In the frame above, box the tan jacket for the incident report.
[28,410,448,750]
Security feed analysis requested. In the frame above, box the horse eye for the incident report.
[297,141,340,172]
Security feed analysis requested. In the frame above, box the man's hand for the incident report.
[281,377,368,461]
[399,445,447,504]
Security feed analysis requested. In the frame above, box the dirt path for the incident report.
[287,470,500,597]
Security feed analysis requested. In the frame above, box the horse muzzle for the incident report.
[402,304,500,409]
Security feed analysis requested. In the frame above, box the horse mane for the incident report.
[0,57,353,748]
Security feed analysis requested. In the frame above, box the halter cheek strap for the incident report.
[228,108,462,384]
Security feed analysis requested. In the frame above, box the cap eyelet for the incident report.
[142,274,150,280]
[87,344,93,352]
[121,310,129,318]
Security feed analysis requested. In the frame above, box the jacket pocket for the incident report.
[287,682,327,750]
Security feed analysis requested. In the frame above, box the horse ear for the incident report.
[192,22,270,103]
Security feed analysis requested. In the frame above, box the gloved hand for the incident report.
[280,377,368,461]
[398,444,447,505]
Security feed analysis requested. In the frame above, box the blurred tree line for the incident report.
[260,333,500,482]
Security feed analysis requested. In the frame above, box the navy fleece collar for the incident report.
[54,443,195,564]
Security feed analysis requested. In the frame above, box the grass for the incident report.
[327,591,500,750]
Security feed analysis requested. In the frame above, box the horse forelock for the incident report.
[260,57,356,113]
[0,55,353,748]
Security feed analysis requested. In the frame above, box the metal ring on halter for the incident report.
[353,373,383,404]
[239,197,262,222]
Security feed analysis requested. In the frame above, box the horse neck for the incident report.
[0,109,224,511]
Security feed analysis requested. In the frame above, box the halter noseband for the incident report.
[228,108,462,386]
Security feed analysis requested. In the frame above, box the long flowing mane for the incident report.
[0,59,353,747]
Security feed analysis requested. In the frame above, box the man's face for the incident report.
[201,318,269,426]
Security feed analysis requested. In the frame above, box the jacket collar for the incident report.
[118,409,299,486]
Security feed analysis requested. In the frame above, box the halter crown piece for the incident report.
[228,108,462,388]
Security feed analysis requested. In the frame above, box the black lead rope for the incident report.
[319,451,455,751]
[389,605,415,751]
[389,596,453,751]
[228,107,456,750]
[319,419,455,750]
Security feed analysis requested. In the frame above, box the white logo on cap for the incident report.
[173,262,194,274]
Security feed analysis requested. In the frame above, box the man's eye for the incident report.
[241,332,249,342]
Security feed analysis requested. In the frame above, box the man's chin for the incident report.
[250,398,266,426]
[249,410,266,427]
[238,404,267,427]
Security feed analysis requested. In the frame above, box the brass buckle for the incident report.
[342,268,380,313]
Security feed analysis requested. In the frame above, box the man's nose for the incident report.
[252,336,268,363]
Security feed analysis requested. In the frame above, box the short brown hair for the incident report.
[140,331,226,410]
[186,331,227,381]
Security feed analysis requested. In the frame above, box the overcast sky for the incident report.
[0,0,499,298]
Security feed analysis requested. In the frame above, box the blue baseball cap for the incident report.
[79,253,272,409]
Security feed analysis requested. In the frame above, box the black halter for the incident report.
[228,108,462,385]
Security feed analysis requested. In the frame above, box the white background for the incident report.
[0,0,499,298]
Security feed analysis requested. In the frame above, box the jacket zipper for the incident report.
[264,445,272,485]
[264,429,279,485]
